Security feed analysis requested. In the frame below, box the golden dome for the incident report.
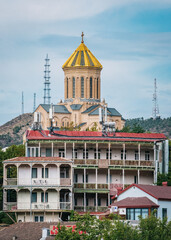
[62,34,102,69]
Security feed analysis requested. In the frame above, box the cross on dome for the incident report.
[81,32,84,43]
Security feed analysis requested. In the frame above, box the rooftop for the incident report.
[26,130,167,143]
[120,184,171,200]
[111,197,159,208]
[3,157,72,163]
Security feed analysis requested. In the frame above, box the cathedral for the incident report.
[35,33,125,131]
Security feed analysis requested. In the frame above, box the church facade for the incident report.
[35,34,125,131]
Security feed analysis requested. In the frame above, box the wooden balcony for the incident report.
[60,178,71,186]
[97,184,108,189]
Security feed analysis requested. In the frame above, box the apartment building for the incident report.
[3,130,168,222]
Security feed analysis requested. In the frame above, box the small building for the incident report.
[111,183,171,221]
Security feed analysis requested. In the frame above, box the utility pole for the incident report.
[22,91,24,115]
[43,54,51,104]
[33,93,36,112]
[152,79,160,119]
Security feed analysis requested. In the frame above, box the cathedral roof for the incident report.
[62,36,102,69]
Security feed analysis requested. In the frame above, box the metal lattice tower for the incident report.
[152,78,160,119]
[33,93,36,112]
[22,91,24,115]
[43,54,51,104]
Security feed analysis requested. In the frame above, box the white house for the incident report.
[111,183,171,221]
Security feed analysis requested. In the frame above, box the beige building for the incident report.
[35,34,125,131]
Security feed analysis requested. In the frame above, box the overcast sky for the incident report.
[0,0,171,126]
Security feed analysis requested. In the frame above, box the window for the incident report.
[135,150,139,160]
[42,168,49,178]
[32,192,37,203]
[41,192,48,202]
[121,150,126,160]
[126,208,149,220]
[90,77,92,98]
[98,198,101,206]
[72,149,77,159]
[106,149,112,160]
[66,78,68,99]
[46,148,51,157]
[74,174,78,183]
[72,77,75,98]
[81,77,84,98]
[134,176,137,184]
[34,216,44,222]
[32,168,37,178]
[40,216,44,222]
[83,174,88,183]
[145,151,150,161]
[59,149,65,158]
[97,78,99,99]
[86,198,89,206]
[83,149,88,159]
[35,216,38,222]
[28,147,39,157]
[162,208,167,219]
[28,148,30,157]
[94,149,101,159]
[74,198,77,206]
[60,168,69,178]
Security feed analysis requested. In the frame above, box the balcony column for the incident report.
[96,192,98,212]
[72,143,75,160]
[38,142,41,157]
[95,168,98,189]
[108,169,110,190]
[154,142,157,183]
[84,168,86,189]
[96,142,98,164]
[84,142,87,164]
[30,163,33,222]
[3,189,7,210]
[3,164,7,185]
[108,143,111,165]
[25,141,28,157]
[71,165,73,186]
[138,169,140,184]
[16,163,19,185]
[122,169,125,189]
[84,192,86,212]
[138,144,141,166]
[51,142,54,157]
[57,164,60,185]
[43,164,45,180]
[64,142,67,158]
[123,144,125,165]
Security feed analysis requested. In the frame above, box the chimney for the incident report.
[162,182,167,187]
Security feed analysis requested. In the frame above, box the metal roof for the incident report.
[82,105,99,114]
[70,104,82,110]
[40,104,71,114]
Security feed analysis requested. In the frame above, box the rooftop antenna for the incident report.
[152,79,160,119]
[43,54,51,104]
[33,93,36,112]
[22,91,24,115]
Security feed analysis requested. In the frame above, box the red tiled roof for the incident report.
[3,157,72,163]
[110,197,158,208]
[119,184,171,201]
[26,130,166,142]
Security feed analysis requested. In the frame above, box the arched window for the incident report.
[66,78,68,98]
[72,77,75,98]
[90,77,92,98]
[97,78,99,99]
[81,77,84,98]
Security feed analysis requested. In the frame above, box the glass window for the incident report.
[162,208,167,219]
[145,151,150,161]
[121,150,126,160]
[73,77,75,98]
[90,77,92,98]
[134,176,137,184]
[135,150,139,160]
[72,149,77,159]
[32,192,37,203]
[142,209,148,218]
[97,78,99,99]
[86,174,88,183]
[46,148,51,157]
[28,148,30,157]
[40,216,44,222]
[83,149,88,159]
[106,149,112,160]
[135,208,141,220]
[41,192,48,202]
[86,198,89,206]
[32,168,37,178]
[59,149,65,158]
[74,198,77,206]
[74,174,78,183]
[94,149,101,159]
[81,77,84,98]
[127,209,134,220]
[34,216,38,222]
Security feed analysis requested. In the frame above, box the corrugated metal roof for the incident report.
[108,108,121,117]
[82,105,99,114]
[70,104,82,110]
[40,104,71,114]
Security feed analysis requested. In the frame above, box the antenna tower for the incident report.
[43,54,51,104]
[33,93,36,112]
[22,91,24,115]
[152,78,160,119]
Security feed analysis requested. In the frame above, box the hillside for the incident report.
[0,114,170,148]
[0,113,33,148]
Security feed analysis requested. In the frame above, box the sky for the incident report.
[0,0,171,126]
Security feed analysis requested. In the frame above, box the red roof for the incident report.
[3,157,72,163]
[111,197,159,208]
[26,130,166,143]
[119,184,171,201]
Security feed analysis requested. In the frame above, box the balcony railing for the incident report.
[3,202,17,211]
[74,159,154,167]
[97,184,108,189]
[74,183,109,190]
[5,178,17,185]
[60,202,71,210]
[60,178,71,186]
[74,206,108,212]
